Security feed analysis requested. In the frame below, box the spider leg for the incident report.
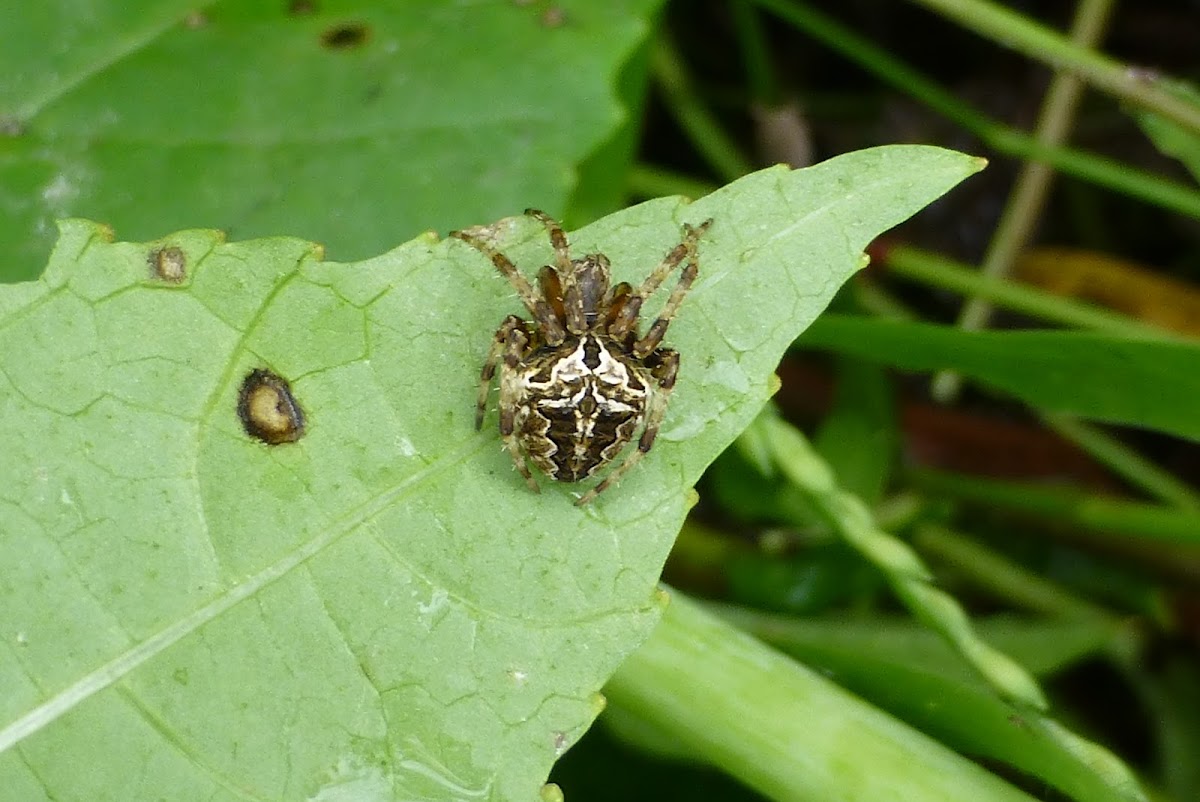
[609,219,712,346]
[494,321,541,493]
[476,315,529,430]
[452,228,565,345]
[525,209,573,273]
[631,220,712,358]
[575,349,679,506]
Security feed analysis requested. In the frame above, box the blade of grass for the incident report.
[871,249,1200,514]
[883,244,1174,339]
[912,523,1113,621]
[757,410,1049,710]
[652,34,754,182]
[932,0,1116,401]
[751,0,1200,219]
[731,0,776,104]
[753,412,1148,801]
[909,468,1200,548]
[904,0,1200,134]
[1041,415,1200,512]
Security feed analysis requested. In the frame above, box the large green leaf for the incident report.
[0,1,661,282]
[800,315,1200,442]
[0,146,981,800]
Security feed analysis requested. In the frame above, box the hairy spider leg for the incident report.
[452,229,566,345]
[476,315,530,430]
[633,254,698,358]
[575,348,679,506]
[610,219,712,344]
[525,209,573,273]
[633,220,712,357]
[494,320,541,493]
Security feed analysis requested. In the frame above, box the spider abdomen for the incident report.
[515,334,649,482]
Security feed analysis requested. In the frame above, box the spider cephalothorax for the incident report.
[452,209,712,505]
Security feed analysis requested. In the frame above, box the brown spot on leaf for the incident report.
[321,22,370,49]
[238,369,306,445]
[288,0,317,14]
[149,246,188,283]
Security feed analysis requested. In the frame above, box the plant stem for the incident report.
[751,0,1200,219]
[757,412,1049,710]
[884,244,1173,340]
[651,35,754,183]
[932,0,1115,402]
[605,589,1042,802]
[905,0,1200,135]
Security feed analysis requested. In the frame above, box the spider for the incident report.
[452,209,713,505]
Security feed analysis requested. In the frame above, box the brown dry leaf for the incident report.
[1015,247,1200,336]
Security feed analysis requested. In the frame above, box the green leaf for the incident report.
[606,593,1044,802]
[0,2,662,282]
[0,146,981,800]
[800,315,1200,442]
[1135,78,1200,184]
[813,357,896,506]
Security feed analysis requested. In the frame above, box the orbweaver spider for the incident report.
[453,210,712,505]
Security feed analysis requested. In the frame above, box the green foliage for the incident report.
[6,1,1196,800]
[1137,79,1200,184]
[800,315,1200,442]
[0,2,661,282]
[607,593,1043,802]
[0,147,980,800]
[719,607,1129,802]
